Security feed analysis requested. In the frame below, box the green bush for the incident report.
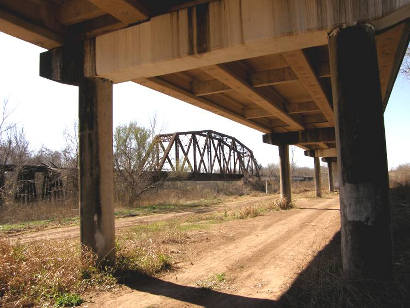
[55,293,83,307]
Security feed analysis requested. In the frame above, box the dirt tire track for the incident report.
[87,197,340,307]
[4,195,277,243]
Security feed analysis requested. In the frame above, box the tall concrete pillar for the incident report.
[40,40,116,261]
[331,161,339,190]
[327,161,334,192]
[329,24,392,280]
[322,157,338,192]
[314,157,321,197]
[79,77,115,261]
[278,144,291,202]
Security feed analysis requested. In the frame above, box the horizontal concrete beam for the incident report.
[192,79,230,96]
[135,78,271,133]
[244,101,320,119]
[263,128,335,145]
[87,0,149,24]
[322,157,337,163]
[40,40,97,85]
[251,67,297,87]
[0,7,62,49]
[304,148,337,158]
[201,64,304,131]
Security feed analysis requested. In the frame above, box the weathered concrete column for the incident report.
[329,24,392,280]
[331,161,339,190]
[314,157,321,197]
[327,161,334,192]
[79,77,115,261]
[278,144,291,202]
[322,157,337,192]
[40,40,116,261]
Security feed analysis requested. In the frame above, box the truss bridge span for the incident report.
[141,130,260,181]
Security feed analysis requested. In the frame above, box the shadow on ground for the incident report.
[118,272,276,307]
[116,185,410,307]
[297,207,340,211]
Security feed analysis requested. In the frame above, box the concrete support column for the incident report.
[327,161,334,192]
[79,77,115,261]
[331,161,339,190]
[278,144,291,202]
[323,157,338,192]
[39,40,116,261]
[314,157,321,197]
[329,24,392,280]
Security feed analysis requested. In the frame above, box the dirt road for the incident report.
[6,195,277,243]
[85,196,340,307]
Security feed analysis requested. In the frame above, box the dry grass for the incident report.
[0,200,78,225]
[237,206,261,219]
[0,233,176,307]
[274,197,294,210]
[0,239,114,307]
[390,164,410,187]
[0,181,253,234]
[196,272,228,290]
[0,197,224,234]
[0,178,324,235]
[135,181,252,206]
[292,181,315,194]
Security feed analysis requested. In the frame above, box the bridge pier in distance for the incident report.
[329,24,392,280]
[322,157,337,192]
[331,160,339,190]
[327,160,334,192]
[278,144,291,203]
[40,40,115,262]
[314,157,322,197]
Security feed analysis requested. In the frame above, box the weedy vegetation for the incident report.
[196,273,227,290]
[274,197,294,210]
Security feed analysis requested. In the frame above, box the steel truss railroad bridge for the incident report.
[140,130,260,181]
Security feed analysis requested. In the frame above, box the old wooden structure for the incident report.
[1,0,408,280]
[0,164,65,203]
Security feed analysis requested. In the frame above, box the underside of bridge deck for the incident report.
[2,0,409,280]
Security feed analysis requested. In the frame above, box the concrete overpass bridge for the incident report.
[1,0,409,281]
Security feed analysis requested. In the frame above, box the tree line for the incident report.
[0,99,159,206]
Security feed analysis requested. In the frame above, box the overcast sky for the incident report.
[0,32,408,169]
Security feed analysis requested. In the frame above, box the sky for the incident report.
[0,32,408,169]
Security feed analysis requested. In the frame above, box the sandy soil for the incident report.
[6,195,277,243]
[83,196,340,307]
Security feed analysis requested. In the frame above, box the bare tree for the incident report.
[7,127,30,165]
[0,107,31,203]
[62,122,78,169]
[260,163,279,178]
[113,121,159,205]
[0,99,30,166]
[32,146,63,166]
[290,145,296,175]
[0,99,16,166]
[400,46,410,77]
